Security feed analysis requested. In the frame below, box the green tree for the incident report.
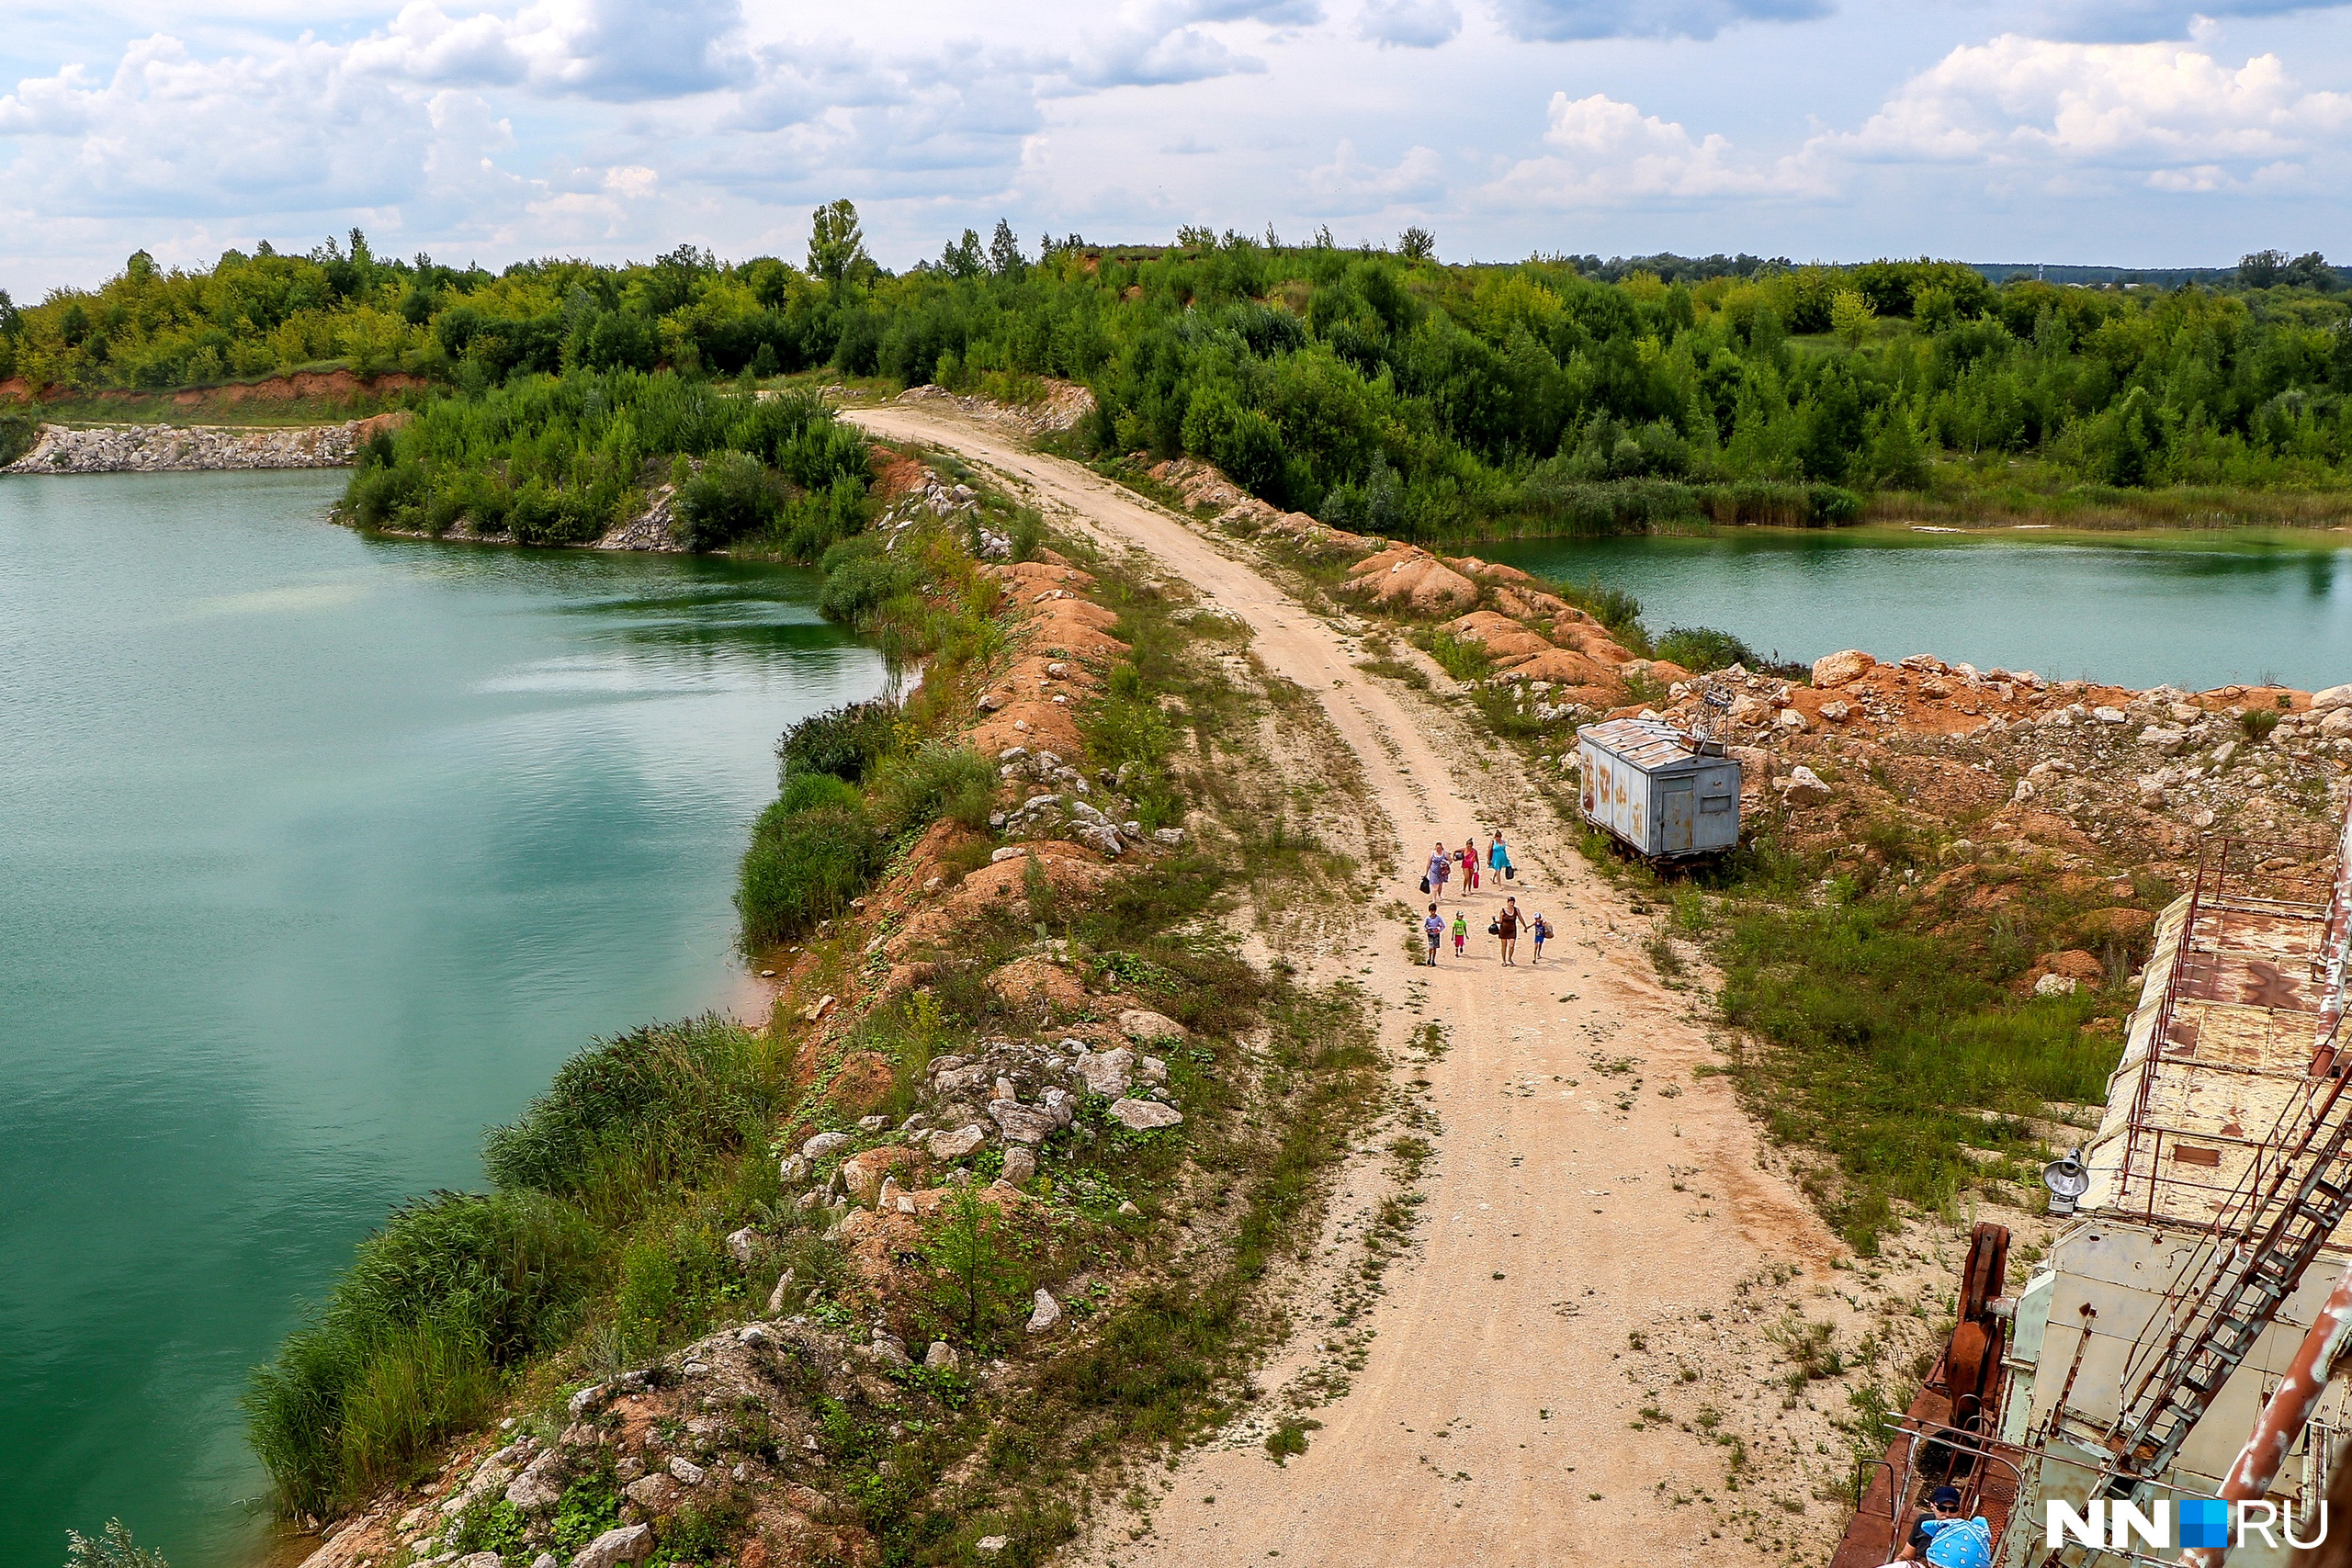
[1830,289,1875,348]
[1398,225,1437,262]
[988,219,1025,279]
[925,1186,1025,1345]
[807,199,870,292]
[940,229,984,279]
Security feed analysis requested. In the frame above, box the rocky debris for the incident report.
[1001,1146,1037,1185]
[899,378,1096,435]
[1074,1046,1136,1098]
[1110,1098,1183,1131]
[923,1123,987,1158]
[925,1339,960,1371]
[1117,1009,1185,1043]
[594,480,688,552]
[1344,547,1480,615]
[5,415,412,476]
[570,1524,654,1568]
[841,1146,917,1206]
[724,1226,759,1264]
[1026,1289,1065,1335]
[1812,649,1876,688]
[978,1535,1012,1557]
[802,1131,854,1162]
[1781,765,1833,806]
[2034,973,2080,997]
[988,1098,1063,1145]
[505,1449,566,1513]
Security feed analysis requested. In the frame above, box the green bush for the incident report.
[775,699,899,784]
[1655,626,1762,673]
[0,408,40,468]
[481,1016,788,1203]
[737,802,877,945]
[868,740,993,836]
[673,452,780,549]
[816,536,921,626]
[242,1190,603,1517]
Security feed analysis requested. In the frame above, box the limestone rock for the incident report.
[457,1555,504,1568]
[570,1525,655,1568]
[1812,649,1875,688]
[927,1123,987,1159]
[1027,1289,1065,1335]
[505,1450,567,1513]
[1780,765,1832,806]
[987,1099,1059,1145]
[802,1131,854,1161]
[2322,708,2352,739]
[622,1473,679,1511]
[2312,682,2352,712]
[1076,1046,1136,1098]
[1000,1146,1037,1185]
[667,1456,707,1486]
[778,1154,814,1185]
[841,1146,914,1205]
[1110,1097,1184,1131]
[2034,973,2080,997]
[977,1538,1011,1558]
[1117,1009,1186,1043]
[925,1340,960,1371]
[725,1226,759,1265]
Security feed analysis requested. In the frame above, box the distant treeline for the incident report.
[12,212,2352,541]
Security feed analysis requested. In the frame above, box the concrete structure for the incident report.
[1575,717,1742,859]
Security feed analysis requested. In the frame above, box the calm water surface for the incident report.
[1479,527,2352,691]
[0,471,884,1567]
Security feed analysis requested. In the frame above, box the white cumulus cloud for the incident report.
[1482,91,1824,206]
[1825,35,2352,185]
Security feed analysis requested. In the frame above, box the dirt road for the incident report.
[846,402,1844,1566]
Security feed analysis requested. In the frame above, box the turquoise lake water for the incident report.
[0,471,884,1568]
[1478,527,2352,692]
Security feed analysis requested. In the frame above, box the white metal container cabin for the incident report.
[1992,818,2352,1568]
[1576,718,1742,859]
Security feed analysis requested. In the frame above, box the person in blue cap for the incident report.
[1896,1486,1991,1568]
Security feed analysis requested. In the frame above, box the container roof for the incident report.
[1578,717,1713,770]
[2082,822,2351,1235]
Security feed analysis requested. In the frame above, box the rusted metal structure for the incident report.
[1831,805,2352,1568]
[1575,716,1742,860]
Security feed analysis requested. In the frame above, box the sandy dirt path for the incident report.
[847,403,1842,1567]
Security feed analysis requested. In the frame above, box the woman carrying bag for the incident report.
[1487,830,1513,884]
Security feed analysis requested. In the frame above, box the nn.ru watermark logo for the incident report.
[2045,1497,2327,1551]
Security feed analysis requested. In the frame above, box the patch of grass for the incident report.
[737,800,878,946]
[1413,627,1493,683]
[1265,1416,1322,1464]
[1716,895,2115,1251]
[242,1190,604,1517]
[2238,706,2283,742]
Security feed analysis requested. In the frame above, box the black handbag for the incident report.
[1419,876,1430,894]
[1505,865,1516,880]
[1487,919,1500,936]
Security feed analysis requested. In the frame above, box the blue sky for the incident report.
[5,0,2351,293]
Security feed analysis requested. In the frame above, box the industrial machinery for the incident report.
[1831,806,2352,1567]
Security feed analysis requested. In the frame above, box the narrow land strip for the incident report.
[845,402,1845,1566]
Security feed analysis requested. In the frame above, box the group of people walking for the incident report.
[1419,829,1550,966]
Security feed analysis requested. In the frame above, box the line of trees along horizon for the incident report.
[9,206,2352,539]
